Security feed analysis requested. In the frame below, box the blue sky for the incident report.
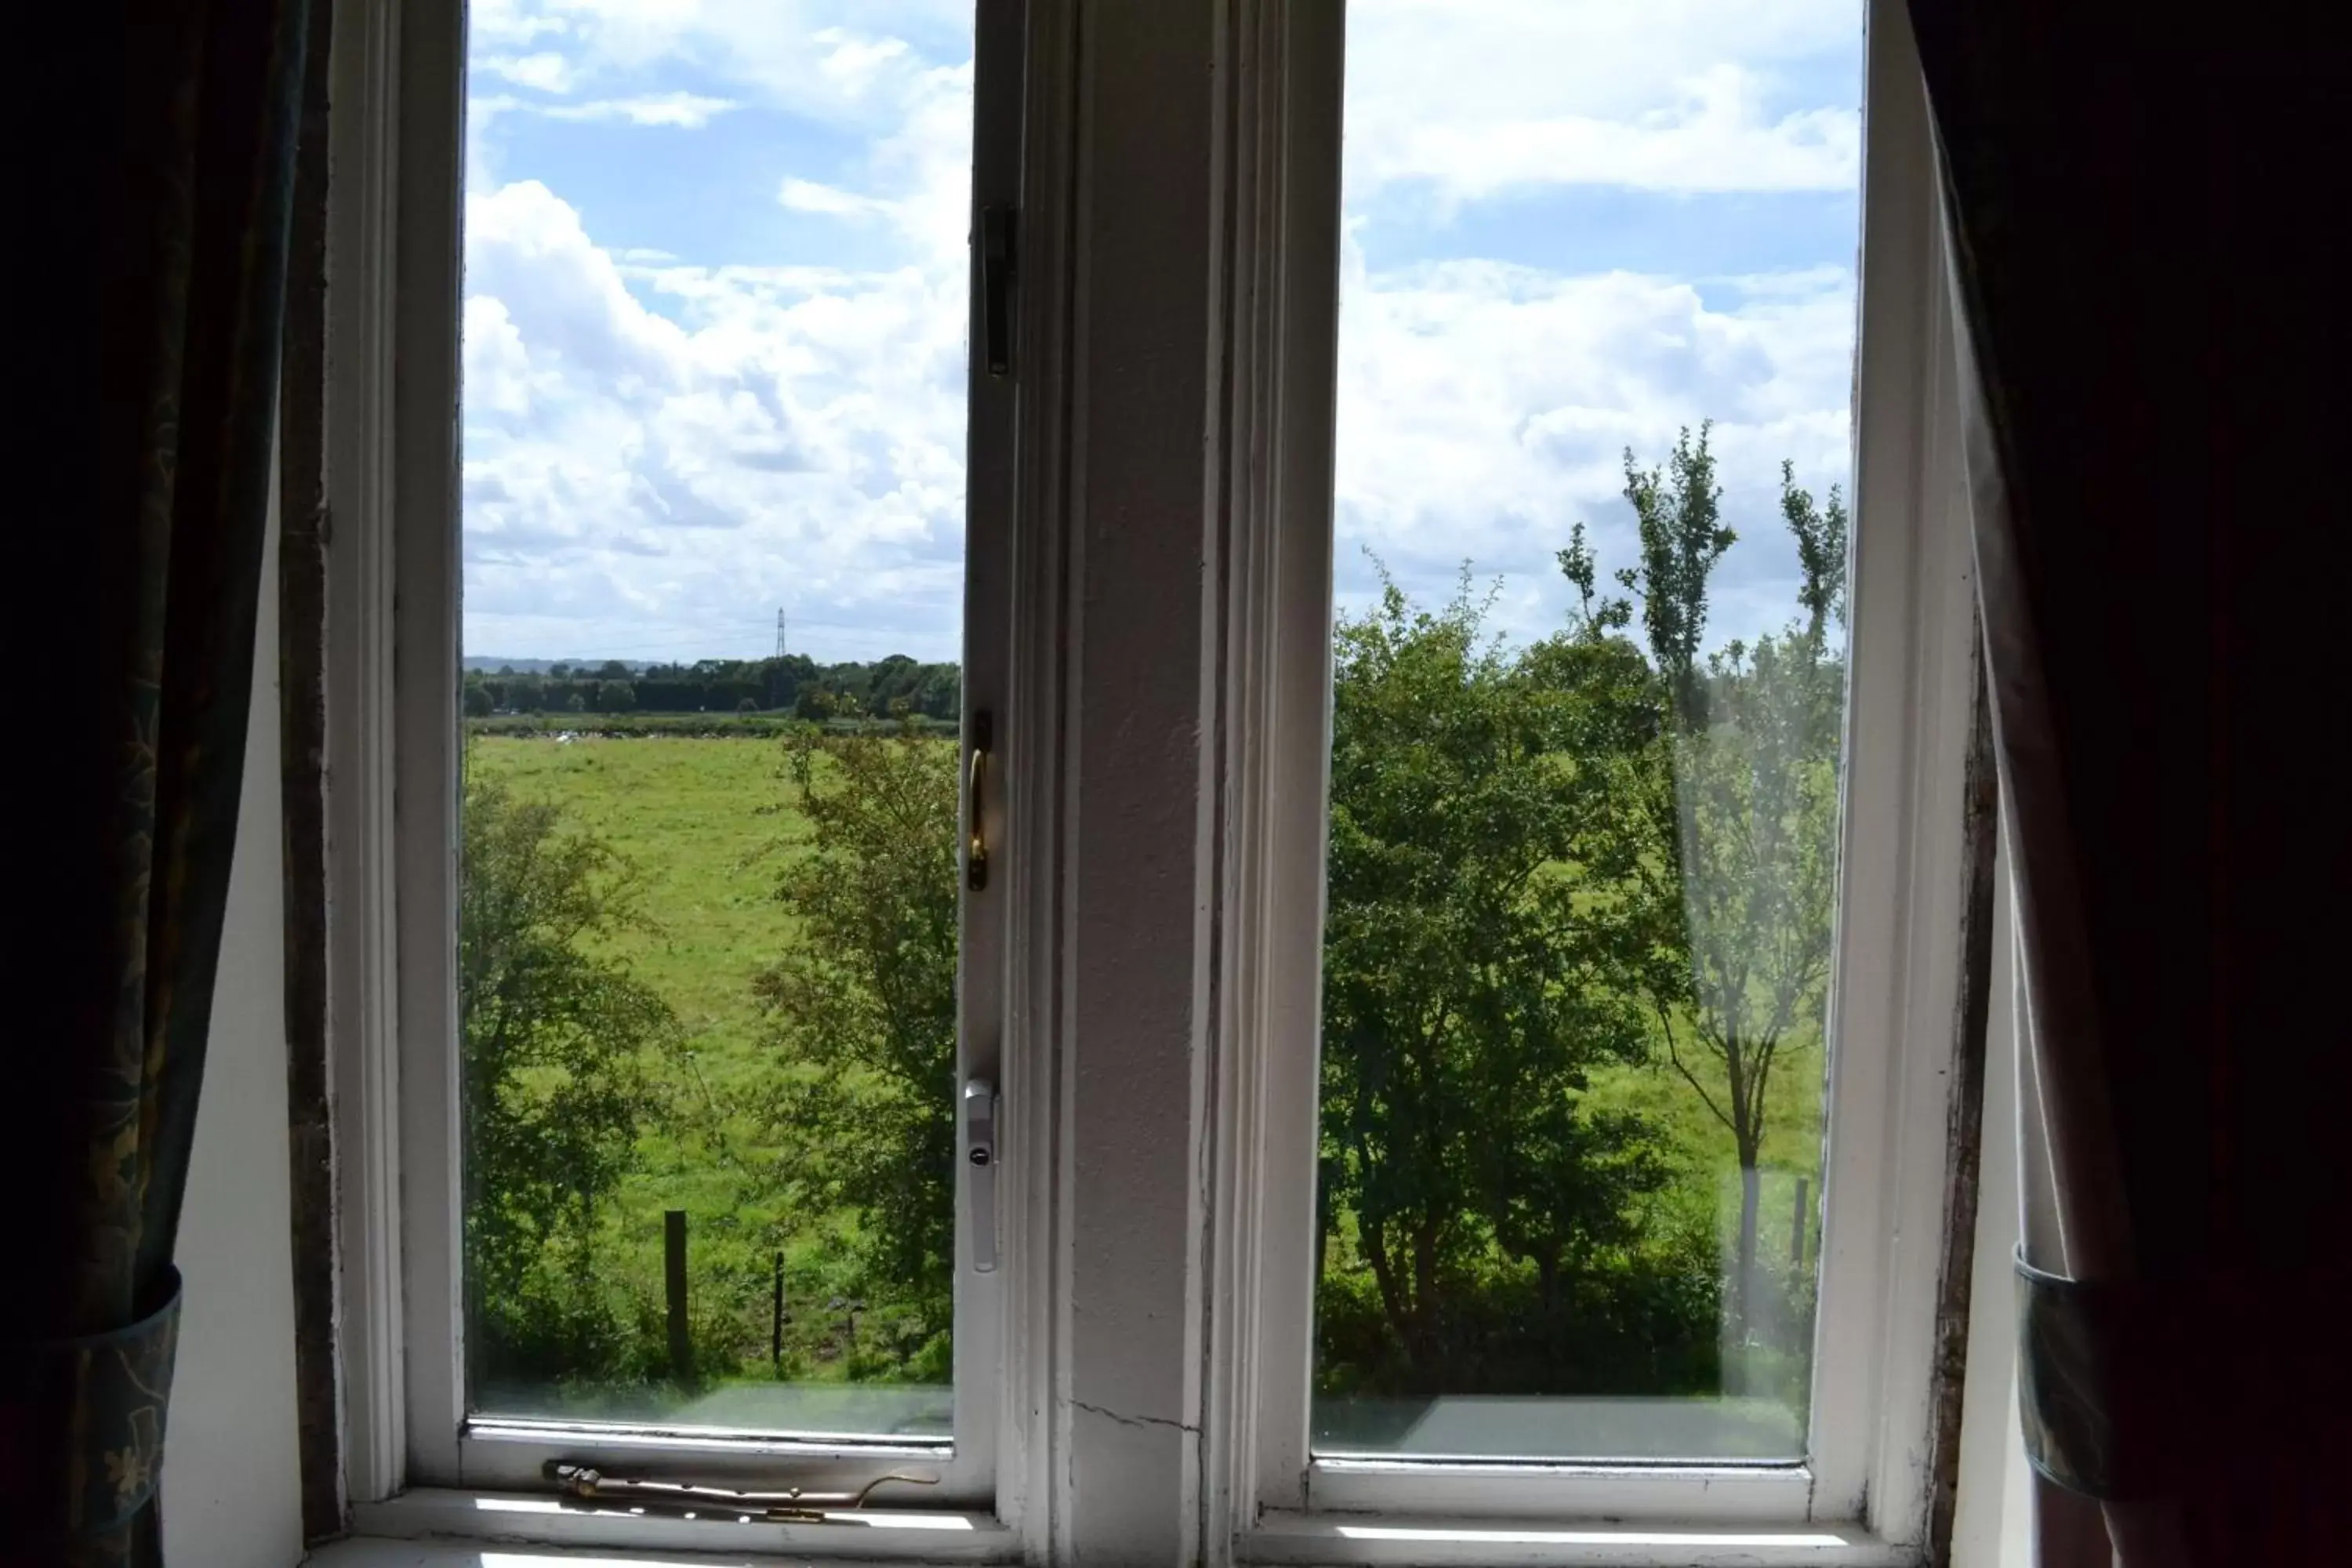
[459,0,1862,665]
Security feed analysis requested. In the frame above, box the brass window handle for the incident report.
[967,710,992,892]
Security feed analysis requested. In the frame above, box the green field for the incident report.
[469,733,877,1409]
[470,731,1827,1411]
[473,734,797,1076]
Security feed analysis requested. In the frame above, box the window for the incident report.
[1212,0,1980,1546]
[453,0,980,1447]
[320,0,1980,1559]
[1309,0,1863,1466]
[334,0,1025,1519]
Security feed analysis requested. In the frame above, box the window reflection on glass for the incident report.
[1312,0,1862,1461]
[455,2,975,1433]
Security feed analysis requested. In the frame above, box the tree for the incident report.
[463,683,495,718]
[595,679,637,713]
[1318,572,1678,1390]
[1617,424,1735,729]
[750,717,960,1367]
[459,765,677,1386]
[1602,431,1849,1348]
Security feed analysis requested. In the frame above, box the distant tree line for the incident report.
[463,653,962,723]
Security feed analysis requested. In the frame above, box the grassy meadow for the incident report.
[468,732,880,1404]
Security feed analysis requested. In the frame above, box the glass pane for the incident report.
[456,2,975,1434]
[1312,0,1862,1461]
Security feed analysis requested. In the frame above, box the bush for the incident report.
[1315,1225,1721,1400]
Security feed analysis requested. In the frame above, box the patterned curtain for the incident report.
[0,0,314,1561]
[1907,3,2350,1563]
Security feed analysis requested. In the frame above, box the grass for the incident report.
[470,735,859,1396]
[472,735,796,1076]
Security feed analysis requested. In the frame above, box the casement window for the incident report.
[317,0,1984,1562]
[328,0,1033,1547]
[1208,0,1980,1555]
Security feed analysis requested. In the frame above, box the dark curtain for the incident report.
[0,0,314,1561]
[1906,4,2351,1563]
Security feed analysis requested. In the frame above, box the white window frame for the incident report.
[1199,0,1980,1559]
[310,0,1994,1561]
[320,0,1054,1546]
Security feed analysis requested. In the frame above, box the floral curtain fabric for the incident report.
[1,0,314,1559]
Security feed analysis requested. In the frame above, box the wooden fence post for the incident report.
[665,1209,691,1385]
[771,1250,786,1378]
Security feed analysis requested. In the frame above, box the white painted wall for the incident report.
[162,488,307,1568]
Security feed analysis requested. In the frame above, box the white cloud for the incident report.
[1344,0,1860,204]
[462,296,539,419]
[456,0,1860,660]
[457,7,978,659]
[463,0,970,127]
[478,51,576,93]
[544,92,741,127]
[470,0,571,50]
[461,174,971,661]
[1330,236,1856,649]
[1324,0,1864,648]
[779,178,893,222]
[778,56,973,268]
[811,28,913,93]
[1354,65,1857,202]
[474,91,741,129]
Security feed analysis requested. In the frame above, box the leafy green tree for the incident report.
[1602,430,1849,1344]
[751,717,959,1367]
[459,766,677,1388]
[463,682,495,718]
[1319,572,1678,1389]
[595,679,637,713]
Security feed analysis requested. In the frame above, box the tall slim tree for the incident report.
[1599,432,1849,1347]
[1617,423,1736,733]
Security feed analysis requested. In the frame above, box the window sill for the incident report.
[319,1487,1016,1564]
[1240,1512,1915,1567]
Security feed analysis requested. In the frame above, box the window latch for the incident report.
[965,1076,998,1273]
[967,709,992,891]
[981,206,1017,378]
[543,1461,936,1521]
